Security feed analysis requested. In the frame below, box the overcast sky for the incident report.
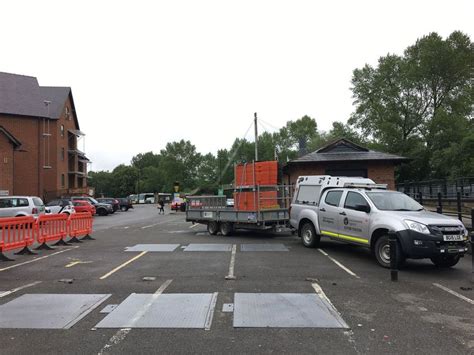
[1,0,472,171]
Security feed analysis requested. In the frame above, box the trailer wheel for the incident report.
[220,222,234,236]
[300,222,319,248]
[207,221,219,235]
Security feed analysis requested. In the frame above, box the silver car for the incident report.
[0,196,46,218]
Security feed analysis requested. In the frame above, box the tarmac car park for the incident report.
[0,203,473,354]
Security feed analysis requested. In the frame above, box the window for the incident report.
[296,185,321,205]
[61,147,65,161]
[32,198,44,207]
[60,125,65,137]
[61,174,65,187]
[325,191,343,207]
[344,192,369,210]
[65,107,71,120]
[17,198,29,207]
[0,198,13,208]
[47,200,60,207]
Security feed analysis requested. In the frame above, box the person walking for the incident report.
[158,200,165,215]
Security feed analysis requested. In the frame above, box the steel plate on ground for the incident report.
[95,293,216,329]
[233,293,348,328]
[183,244,232,252]
[125,244,180,252]
[0,294,111,329]
[241,244,289,252]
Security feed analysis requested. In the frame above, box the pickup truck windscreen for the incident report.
[366,191,423,211]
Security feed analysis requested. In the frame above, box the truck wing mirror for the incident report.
[355,204,370,213]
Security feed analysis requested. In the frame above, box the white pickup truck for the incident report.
[290,176,469,268]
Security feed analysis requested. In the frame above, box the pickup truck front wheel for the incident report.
[374,235,405,268]
[300,222,320,248]
[430,255,460,268]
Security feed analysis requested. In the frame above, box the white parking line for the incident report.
[98,279,173,354]
[189,224,199,229]
[0,247,78,272]
[0,281,42,298]
[433,283,474,305]
[317,249,360,279]
[99,251,148,280]
[225,244,237,280]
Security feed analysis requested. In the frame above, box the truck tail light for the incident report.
[32,207,38,214]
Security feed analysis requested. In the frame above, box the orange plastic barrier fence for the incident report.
[0,216,36,261]
[68,212,94,242]
[36,213,69,250]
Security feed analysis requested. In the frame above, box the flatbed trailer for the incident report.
[185,186,292,236]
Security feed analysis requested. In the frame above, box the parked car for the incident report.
[72,200,96,215]
[70,196,113,216]
[0,196,46,218]
[45,199,75,215]
[290,175,469,268]
[171,198,186,212]
[97,198,120,212]
[117,197,133,211]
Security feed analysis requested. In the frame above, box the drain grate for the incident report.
[0,294,111,329]
[125,244,180,252]
[241,244,289,252]
[95,293,218,329]
[233,293,348,328]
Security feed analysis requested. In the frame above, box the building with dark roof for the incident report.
[282,138,407,189]
[0,72,89,201]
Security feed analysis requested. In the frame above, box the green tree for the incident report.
[88,171,114,197]
[111,165,138,197]
[349,31,473,180]
[159,140,201,191]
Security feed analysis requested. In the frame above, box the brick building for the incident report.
[0,72,89,201]
[282,138,407,189]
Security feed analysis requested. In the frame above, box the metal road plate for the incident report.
[95,293,216,329]
[241,244,289,252]
[125,244,180,252]
[183,244,233,252]
[233,293,348,328]
[0,294,111,329]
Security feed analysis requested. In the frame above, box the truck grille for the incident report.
[429,225,463,235]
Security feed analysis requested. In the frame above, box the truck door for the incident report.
[339,191,371,245]
[318,190,344,238]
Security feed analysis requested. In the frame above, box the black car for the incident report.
[70,196,113,216]
[116,197,133,211]
[96,198,120,212]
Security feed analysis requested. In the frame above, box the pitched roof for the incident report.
[0,72,48,118]
[39,86,71,119]
[289,138,407,164]
[0,125,21,148]
[0,72,78,127]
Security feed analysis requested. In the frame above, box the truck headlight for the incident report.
[404,220,430,234]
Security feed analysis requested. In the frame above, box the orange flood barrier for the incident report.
[36,213,69,250]
[68,212,94,242]
[0,216,36,261]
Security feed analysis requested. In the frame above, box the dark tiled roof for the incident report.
[0,72,73,121]
[0,72,48,118]
[289,138,407,163]
[39,86,71,119]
